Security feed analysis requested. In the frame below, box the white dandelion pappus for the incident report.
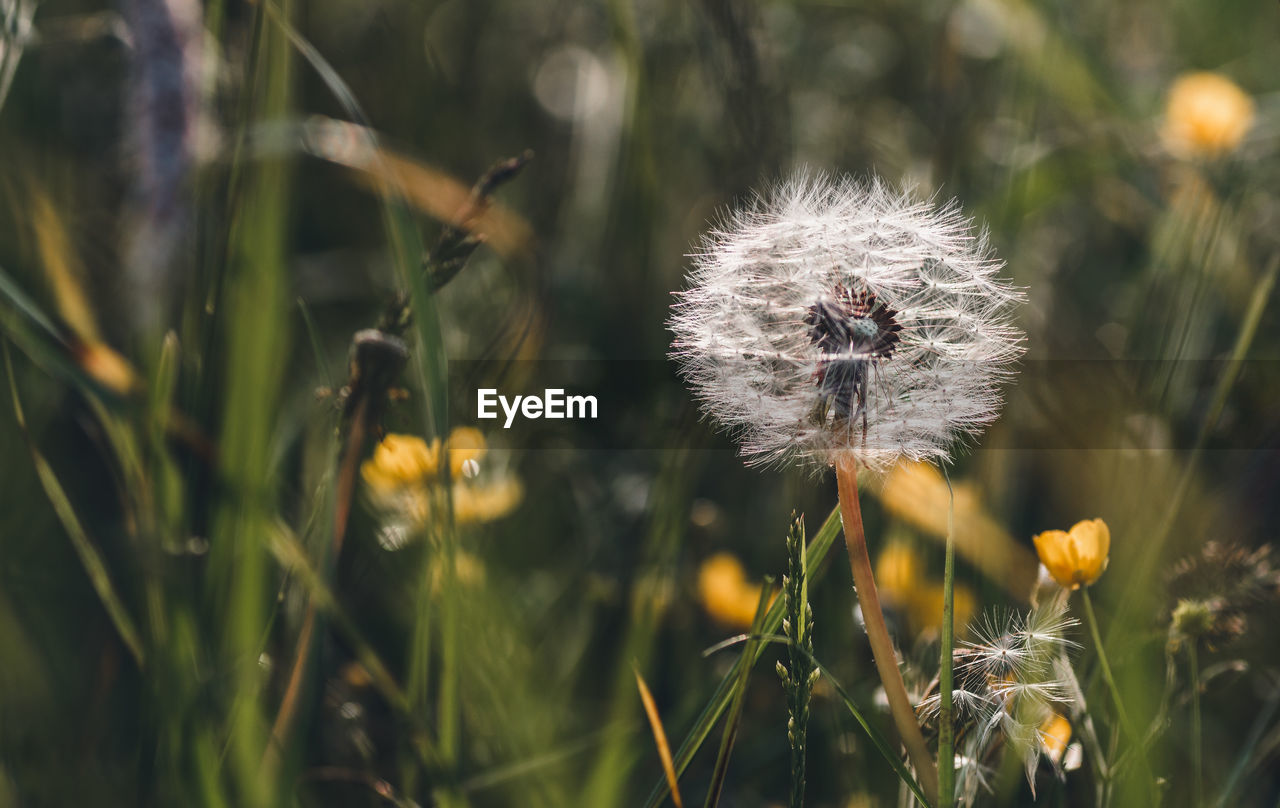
[669,172,1025,472]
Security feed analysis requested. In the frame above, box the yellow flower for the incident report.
[453,477,523,524]
[875,542,922,607]
[1162,71,1255,159]
[361,433,440,493]
[877,460,1041,602]
[445,426,487,477]
[1039,711,1072,764]
[697,553,769,630]
[1032,518,1110,590]
[362,429,521,539]
[907,581,977,637]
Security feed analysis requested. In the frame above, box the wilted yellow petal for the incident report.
[453,478,523,524]
[878,460,1039,602]
[875,542,922,607]
[907,582,977,637]
[75,341,139,395]
[1039,712,1072,764]
[696,553,771,630]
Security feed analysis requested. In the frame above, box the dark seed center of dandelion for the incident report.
[804,284,902,423]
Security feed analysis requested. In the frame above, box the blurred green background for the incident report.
[1,0,1278,805]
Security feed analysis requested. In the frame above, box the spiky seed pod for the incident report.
[918,594,1078,805]
[1165,541,1280,651]
[669,172,1025,472]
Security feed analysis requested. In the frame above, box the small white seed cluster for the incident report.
[669,172,1025,472]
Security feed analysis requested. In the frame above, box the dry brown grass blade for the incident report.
[362,148,534,258]
[303,118,534,259]
[25,179,141,396]
[634,666,684,808]
[29,183,101,344]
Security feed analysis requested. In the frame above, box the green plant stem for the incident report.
[937,469,956,808]
[1114,253,1280,632]
[1081,588,1156,806]
[835,456,939,805]
[780,512,815,808]
[1189,642,1202,808]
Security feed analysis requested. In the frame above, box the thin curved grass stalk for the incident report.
[1114,253,1280,630]
[705,633,934,808]
[584,446,695,808]
[264,522,443,773]
[641,505,843,808]
[938,467,956,808]
[3,344,146,668]
[635,668,684,808]
[1081,589,1158,806]
[1189,642,1203,807]
[1214,672,1280,808]
[704,581,773,808]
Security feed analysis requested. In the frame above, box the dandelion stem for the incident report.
[835,455,938,805]
[937,468,956,808]
[1189,641,1203,807]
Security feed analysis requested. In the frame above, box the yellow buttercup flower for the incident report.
[445,426,488,477]
[697,553,769,630]
[1162,71,1255,159]
[1032,518,1110,590]
[361,433,440,493]
[453,477,523,525]
[362,429,522,542]
[875,542,922,608]
[1039,711,1072,764]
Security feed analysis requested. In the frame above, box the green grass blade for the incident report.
[702,632,933,808]
[3,344,146,668]
[642,505,842,808]
[702,579,774,808]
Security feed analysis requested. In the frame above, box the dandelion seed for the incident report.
[669,171,1025,472]
[919,595,1078,804]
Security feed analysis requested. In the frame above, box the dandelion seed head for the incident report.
[931,595,1077,804]
[669,171,1025,472]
